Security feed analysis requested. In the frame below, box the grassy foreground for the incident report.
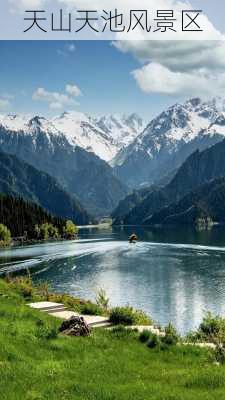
[1,279,225,400]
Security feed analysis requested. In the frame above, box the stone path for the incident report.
[28,301,112,328]
[27,302,217,348]
[28,301,163,333]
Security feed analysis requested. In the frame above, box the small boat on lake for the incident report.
[129,233,138,244]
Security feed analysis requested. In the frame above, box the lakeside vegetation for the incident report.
[1,278,225,399]
[0,193,79,246]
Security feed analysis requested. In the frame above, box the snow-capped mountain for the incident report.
[0,111,143,162]
[52,111,144,161]
[0,113,128,216]
[96,113,144,148]
[114,98,225,188]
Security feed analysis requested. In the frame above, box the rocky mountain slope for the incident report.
[0,112,143,163]
[112,138,225,225]
[114,98,225,188]
[147,177,225,226]
[0,150,91,225]
[0,116,128,216]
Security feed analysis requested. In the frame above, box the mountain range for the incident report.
[113,98,225,188]
[0,150,91,225]
[112,139,225,226]
[147,177,225,226]
[1,97,225,222]
[0,114,129,216]
[0,112,144,163]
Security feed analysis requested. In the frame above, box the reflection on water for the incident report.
[1,226,225,334]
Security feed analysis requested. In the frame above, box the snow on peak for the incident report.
[113,97,225,167]
[0,110,143,162]
[96,113,145,146]
[0,113,29,132]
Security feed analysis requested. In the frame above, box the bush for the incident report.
[188,312,225,344]
[0,224,11,246]
[139,329,151,343]
[63,220,78,239]
[10,275,33,298]
[96,288,109,311]
[35,223,59,240]
[215,345,225,364]
[36,281,51,301]
[80,302,103,316]
[109,306,136,325]
[147,334,161,349]
[162,323,179,346]
[109,306,152,326]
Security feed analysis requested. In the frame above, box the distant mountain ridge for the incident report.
[0,150,91,225]
[0,111,144,163]
[0,118,128,216]
[112,139,225,225]
[147,177,225,226]
[2,97,225,217]
[114,98,225,188]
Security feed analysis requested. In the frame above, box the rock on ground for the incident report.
[59,316,91,336]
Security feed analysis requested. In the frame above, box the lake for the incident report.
[1,225,225,334]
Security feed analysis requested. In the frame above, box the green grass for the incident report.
[1,279,225,400]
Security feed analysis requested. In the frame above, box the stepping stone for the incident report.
[50,310,79,319]
[80,315,110,327]
[107,325,165,336]
[91,322,112,328]
[28,302,64,311]
[27,302,111,329]
[129,325,165,336]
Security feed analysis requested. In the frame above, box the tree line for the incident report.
[0,194,78,245]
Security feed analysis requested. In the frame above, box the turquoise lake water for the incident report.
[1,225,225,334]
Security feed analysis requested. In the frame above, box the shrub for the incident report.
[63,220,78,239]
[139,329,151,343]
[80,302,103,316]
[0,224,11,246]
[37,281,51,301]
[147,334,161,349]
[96,288,109,311]
[188,312,225,344]
[48,224,59,239]
[200,313,222,337]
[109,306,136,325]
[109,306,152,326]
[162,323,179,346]
[35,223,59,240]
[10,275,33,298]
[215,345,225,364]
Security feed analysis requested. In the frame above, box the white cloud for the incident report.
[115,41,225,73]
[65,84,81,97]
[115,39,225,96]
[132,62,225,97]
[32,84,82,110]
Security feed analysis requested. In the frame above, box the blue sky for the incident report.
[1,1,225,121]
[0,41,184,120]
[1,35,225,121]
